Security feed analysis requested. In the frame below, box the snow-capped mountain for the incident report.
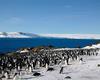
[0,32,39,38]
[0,32,100,39]
[40,34,100,39]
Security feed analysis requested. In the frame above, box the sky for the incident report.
[0,0,100,34]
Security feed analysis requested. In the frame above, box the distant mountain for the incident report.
[40,34,100,39]
[0,32,100,53]
[0,32,39,38]
[0,32,100,39]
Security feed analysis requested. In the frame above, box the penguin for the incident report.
[29,65,32,73]
[1,71,10,80]
[59,67,64,74]
[18,65,20,71]
[13,73,19,80]
[4,71,9,79]
[45,63,48,69]
[64,59,67,66]
[79,58,83,64]
[37,60,40,68]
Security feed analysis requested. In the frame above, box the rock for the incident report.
[47,67,54,71]
[33,72,41,76]
[97,64,100,67]
[65,76,71,79]
[1,75,5,78]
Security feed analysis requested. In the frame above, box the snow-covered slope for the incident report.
[13,50,100,80]
[41,34,100,39]
[0,32,39,38]
[84,43,100,49]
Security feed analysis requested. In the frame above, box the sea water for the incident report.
[0,37,99,53]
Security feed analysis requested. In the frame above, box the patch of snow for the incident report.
[84,44,100,49]
[19,49,29,53]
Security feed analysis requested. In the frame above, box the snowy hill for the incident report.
[84,43,100,49]
[41,34,100,39]
[0,32,100,39]
[0,32,39,38]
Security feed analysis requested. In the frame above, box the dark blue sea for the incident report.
[0,37,100,53]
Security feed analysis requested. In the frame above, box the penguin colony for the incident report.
[0,48,99,79]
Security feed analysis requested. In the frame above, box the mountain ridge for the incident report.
[0,32,39,38]
[0,32,100,39]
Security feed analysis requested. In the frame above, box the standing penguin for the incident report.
[18,65,20,71]
[79,58,83,64]
[37,60,40,68]
[59,67,64,74]
[29,65,32,73]
[4,71,9,79]
[45,63,49,69]
[64,59,67,66]
[66,55,70,65]
[1,71,10,80]
[13,73,19,80]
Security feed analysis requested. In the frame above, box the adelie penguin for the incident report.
[29,65,32,73]
[45,63,49,69]
[4,71,9,79]
[79,58,83,64]
[59,67,64,74]
[13,73,19,80]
